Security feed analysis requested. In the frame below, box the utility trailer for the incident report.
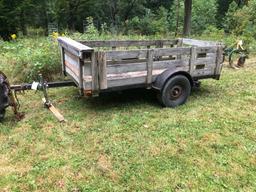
[58,37,224,107]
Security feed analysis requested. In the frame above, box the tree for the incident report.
[183,0,192,36]
[0,0,19,40]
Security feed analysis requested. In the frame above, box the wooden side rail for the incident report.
[182,38,224,47]
[79,39,179,48]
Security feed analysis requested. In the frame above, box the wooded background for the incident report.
[0,0,254,40]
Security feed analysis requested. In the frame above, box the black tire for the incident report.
[237,56,246,67]
[0,109,6,122]
[159,75,191,108]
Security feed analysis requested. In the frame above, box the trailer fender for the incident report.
[152,68,193,92]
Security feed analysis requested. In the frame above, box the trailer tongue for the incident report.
[0,71,76,122]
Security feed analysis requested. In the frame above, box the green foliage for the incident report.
[84,17,99,40]
[126,7,172,35]
[223,0,256,51]
[192,0,217,34]
[0,38,60,82]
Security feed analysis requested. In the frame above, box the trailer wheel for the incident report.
[159,75,191,108]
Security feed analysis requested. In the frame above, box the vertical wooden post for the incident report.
[177,38,183,60]
[98,52,108,89]
[146,49,154,87]
[91,51,99,96]
[214,46,223,79]
[79,58,84,96]
[60,47,66,76]
[155,40,163,60]
[190,46,197,75]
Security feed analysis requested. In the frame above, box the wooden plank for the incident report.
[42,98,66,122]
[214,46,223,76]
[106,47,191,60]
[182,38,223,47]
[79,59,84,96]
[65,60,79,76]
[58,37,93,58]
[106,50,148,60]
[192,67,215,77]
[83,62,92,76]
[65,50,79,61]
[91,51,99,94]
[83,65,189,89]
[155,47,191,57]
[98,52,107,89]
[106,59,189,74]
[196,46,217,54]
[60,47,66,76]
[194,57,217,65]
[66,67,79,84]
[79,39,179,48]
[176,38,183,60]
[65,54,79,70]
[146,49,154,85]
[190,46,197,74]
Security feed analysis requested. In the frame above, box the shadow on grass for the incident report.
[73,84,215,111]
[0,115,20,133]
[82,88,160,110]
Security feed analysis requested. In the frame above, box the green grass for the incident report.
[1,39,256,191]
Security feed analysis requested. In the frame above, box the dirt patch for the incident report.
[97,154,118,181]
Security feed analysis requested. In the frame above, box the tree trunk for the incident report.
[175,0,180,37]
[20,11,27,36]
[183,0,192,36]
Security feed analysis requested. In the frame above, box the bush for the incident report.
[192,0,217,34]
[125,7,172,36]
[0,37,60,83]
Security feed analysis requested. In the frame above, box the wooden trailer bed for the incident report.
[57,37,224,107]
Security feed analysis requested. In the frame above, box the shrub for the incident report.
[0,37,60,83]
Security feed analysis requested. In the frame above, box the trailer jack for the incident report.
[0,71,76,122]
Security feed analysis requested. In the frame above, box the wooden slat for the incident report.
[60,47,66,76]
[106,50,148,60]
[214,46,224,76]
[196,46,217,54]
[65,60,79,76]
[66,67,79,84]
[194,57,217,65]
[85,66,189,83]
[98,52,107,89]
[79,59,84,95]
[155,47,191,57]
[176,38,183,60]
[182,38,223,47]
[79,39,179,48]
[146,49,154,85]
[91,51,99,94]
[190,46,197,74]
[65,52,79,68]
[106,59,189,74]
[192,68,215,77]
[106,47,191,60]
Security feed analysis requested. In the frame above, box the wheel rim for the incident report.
[169,85,183,100]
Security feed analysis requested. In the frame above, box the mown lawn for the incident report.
[0,59,256,191]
